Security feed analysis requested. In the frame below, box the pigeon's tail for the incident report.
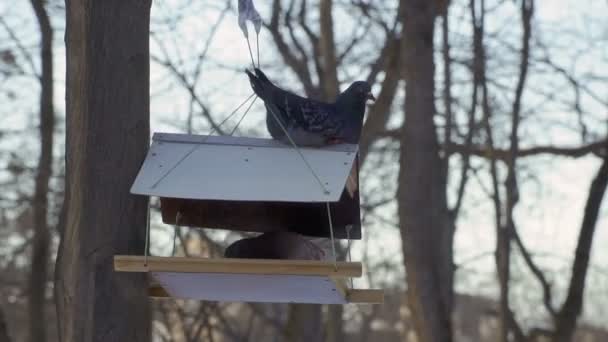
[245,69,270,101]
[253,68,272,84]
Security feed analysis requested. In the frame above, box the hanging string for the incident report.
[171,227,178,256]
[144,198,151,266]
[228,96,258,136]
[150,93,256,189]
[256,33,260,68]
[326,202,338,271]
[346,225,354,288]
[171,211,182,256]
[265,105,330,195]
[246,37,256,68]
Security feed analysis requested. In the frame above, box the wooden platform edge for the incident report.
[346,289,384,304]
[330,277,384,304]
[147,285,383,304]
[114,255,362,278]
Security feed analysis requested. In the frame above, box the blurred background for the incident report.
[0,0,607,341]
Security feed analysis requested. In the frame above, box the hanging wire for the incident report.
[346,225,354,288]
[265,105,330,195]
[263,105,336,271]
[172,211,182,256]
[171,227,178,256]
[246,37,256,68]
[326,202,338,271]
[150,93,257,189]
[228,96,258,136]
[148,93,257,258]
[144,198,151,266]
[256,33,260,68]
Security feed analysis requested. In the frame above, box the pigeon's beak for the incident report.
[366,92,376,102]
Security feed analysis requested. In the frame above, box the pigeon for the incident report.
[224,231,326,261]
[245,68,375,147]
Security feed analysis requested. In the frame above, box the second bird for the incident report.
[246,68,375,147]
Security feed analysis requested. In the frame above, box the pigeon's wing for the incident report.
[248,68,344,139]
[268,89,343,137]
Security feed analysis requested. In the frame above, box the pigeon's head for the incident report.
[342,81,376,103]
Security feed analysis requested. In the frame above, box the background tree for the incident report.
[27,1,54,341]
[399,0,455,339]
[54,1,152,340]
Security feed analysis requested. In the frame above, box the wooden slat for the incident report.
[159,191,362,240]
[329,277,384,304]
[147,279,383,304]
[346,289,384,304]
[114,255,362,278]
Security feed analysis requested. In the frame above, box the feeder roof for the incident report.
[131,133,358,203]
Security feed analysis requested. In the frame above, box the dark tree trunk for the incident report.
[553,150,608,342]
[497,2,532,340]
[285,304,323,342]
[0,306,11,342]
[55,0,152,341]
[325,304,344,342]
[319,0,339,101]
[398,1,453,341]
[28,1,54,342]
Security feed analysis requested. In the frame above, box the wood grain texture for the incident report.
[114,255,362,277]
[160,193,361,239]
[28,1,54,341]
[346,289,385,304]
[55,1,152,341]
[398,0,453,341]
[145,274,383,304]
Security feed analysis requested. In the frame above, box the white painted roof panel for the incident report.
[131,133,358,202]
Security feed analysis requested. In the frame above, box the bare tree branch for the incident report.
[0,17,39,78]
[268,0,317,97]
[554,141,608,341]
[28,1,54,341]
[150,52,226,135]
[448,139,607,160]
[512,228,556,317]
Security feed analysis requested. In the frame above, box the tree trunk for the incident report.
[398,0,453,341]
[0,306,11,342]
[28,1,54,342]
[498,2,533,340]
[55,1,152,341]
[325,302,344,342]
[553,150,608,342]
[319,0,339,101]
[286,304,323,342]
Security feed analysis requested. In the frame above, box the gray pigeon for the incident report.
[245,68,375,147]
[224,232,326,261]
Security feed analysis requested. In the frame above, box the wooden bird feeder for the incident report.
[130,133,362,239]
[114,256,383,304]
[114,132,383,304]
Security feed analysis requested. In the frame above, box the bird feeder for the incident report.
[114,132,383,304]
[131,133,361,239]
[114,255,382,304]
